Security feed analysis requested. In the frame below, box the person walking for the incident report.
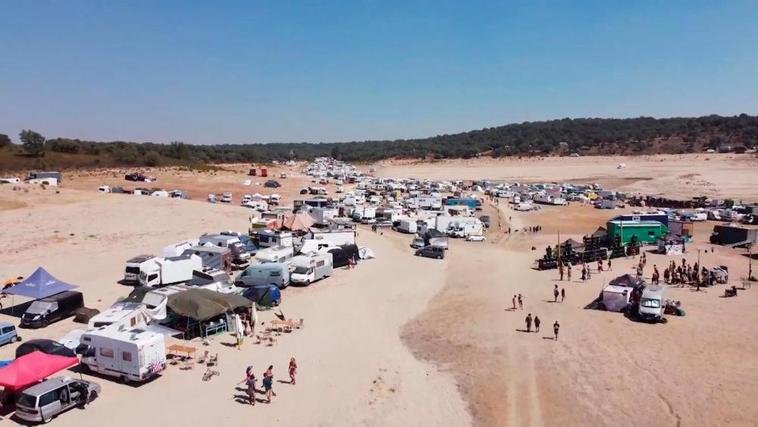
[534,316,541,333]
[518,294,523,310]
[553,321,560,341]
[525,313,533,332]
[608,257,612,271]
[289,357,298,385]
[263,365,275,403]
[241,366,257,406]
[561,288,566,302]
[567,264,572,281]
[512,295,517,310]
[586,264,592,280]
[234,313,244,350]
[553,285,559,302]
[559,263,564,281]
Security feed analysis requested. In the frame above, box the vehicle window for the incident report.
[16,393,37,408]
[39,389,60,406]
[641,298,661,308]
[100,347,114,358]
[1,326,11,334]
[148,274,158,282]
[270,271,281,277]
[122,351,133,362]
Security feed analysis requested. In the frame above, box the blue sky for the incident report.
[1,1,757,144]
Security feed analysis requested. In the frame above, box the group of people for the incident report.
[663,259,717,289]
[240,357,298,406]
[558,258,611,282]
[524,313,560,340]
[234,312,257,349]
[553,284,566,302]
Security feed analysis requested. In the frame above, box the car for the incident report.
[415,245,445,260]
[410,237,426,249]
[479,215,491,229]
[15,377,101,424]
[0,321,21,346]
[220,192,233,203]
[466,235,486,242]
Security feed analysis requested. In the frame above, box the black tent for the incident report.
[16,339,76,359]
[329,244,359,268]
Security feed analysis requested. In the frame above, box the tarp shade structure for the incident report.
[5,267,78,300]
[167,288,251,321]
[562,238,585,249]
[282,212,315,232]
[16,339,77,359]
[0,351,79,391]
[609,274,645,288]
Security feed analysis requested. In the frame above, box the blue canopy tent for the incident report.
[4,267,78,301]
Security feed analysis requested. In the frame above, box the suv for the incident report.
[15,377,100,424]
[415,246,445,260]
[0,321,20,346]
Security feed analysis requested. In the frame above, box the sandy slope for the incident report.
[369,153,758,200]
[0,187,470,426]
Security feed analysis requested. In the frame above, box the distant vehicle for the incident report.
[280,173,288,179]
[15,377,101,424]
[410,237,426,249]
[124,172,156,182]
[21,291,84,328]
[235,263,290,289]
[479,215,491,229]
[299,188,309,195]
[241,194,252,205]
[207,194,217,203]
[0,321,20,346]
[415,246,445,259]
[637,285,667,323]
[123,255,155,284]
[138,254,203,288]
[290,253,333,286]
[466,235,486,242]
[220,192,233,203]
[242,284,281,307]
[336,185,344,193]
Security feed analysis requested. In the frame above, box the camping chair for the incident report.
[198,350,209,364]
[207,353,218,367]
[180,358,194,371]
[202,367,220,382]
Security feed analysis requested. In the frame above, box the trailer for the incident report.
[182,246,231,271]
[290,253,334,286]
[123,255,156,284]
[254,245,294,264]
[79,325,166,383]
[306,228,356,246]
[710,224,758,247]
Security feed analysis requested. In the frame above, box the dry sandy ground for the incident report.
[1,154,757,427]
[369,153,758,201]
[403,201,758,426]
[0,186,470,426]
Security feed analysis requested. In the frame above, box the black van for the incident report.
[21,291,84,328]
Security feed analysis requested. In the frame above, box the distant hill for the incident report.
[1,114,756,171]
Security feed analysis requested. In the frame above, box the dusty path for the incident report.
[403,200,758,426]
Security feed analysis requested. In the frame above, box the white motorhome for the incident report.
[162,240,198,258]
[447,218,484,238]
[88,302,150,330]
[123,255,155,284]
[309,207,339,225]
[638,285,667,323]
[298,239,337,255]
[306,227,356,246]
[138,254,203,287]
[351,206,376,223]
[255,229,294,249]
[79,324,166,383]
[534,193,568,206]
[290,253,333,285]
[395,218,418,234]
[255,245,294,264]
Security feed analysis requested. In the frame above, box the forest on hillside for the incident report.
[1,114,757,170]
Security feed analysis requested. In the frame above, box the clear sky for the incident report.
[1,1,757,144]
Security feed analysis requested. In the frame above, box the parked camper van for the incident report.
[15,377,100,424]
[123,255,155,284]
[87,302,148,330]
[254,246,294,264]
[236,263,290,289]
[637,285,666,323]
[79,325,166,383]
[138,254,202,288]
[290,253,334,286]
[21,291,84,328]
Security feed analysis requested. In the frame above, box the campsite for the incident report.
[0,155,756,426]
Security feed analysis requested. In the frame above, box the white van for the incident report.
[638,285,667,323]
[79,325,167,382]
[15,377,101,424]
[290,253,333,286]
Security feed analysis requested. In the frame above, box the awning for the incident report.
[0,351,79,391]
[167,288,251,321]
[4,267,78,300]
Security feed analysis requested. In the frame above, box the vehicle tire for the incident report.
[121,375,130,384]
[80,363,91,374]
[15,336,22,342]
[88,391,98,403]
[305,280,311,286]
[660,317,668,324]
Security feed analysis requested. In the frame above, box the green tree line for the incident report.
[3,114,757,168]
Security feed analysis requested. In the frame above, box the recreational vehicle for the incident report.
[123,255,156,284]
[79,325,167,382]
[254,245,294,264]
[638,285,666,323]
[306,227,356,247]
[236,263,290,289]
[290,253,334,285]
[394,218,418,234]
[138,254,203,287]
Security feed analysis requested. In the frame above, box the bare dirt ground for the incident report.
[369,153,758,201]
[0,154,756,426]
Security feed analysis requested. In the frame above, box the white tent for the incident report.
[358,247,376,260]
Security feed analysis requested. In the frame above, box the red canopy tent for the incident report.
[0,351,79,391]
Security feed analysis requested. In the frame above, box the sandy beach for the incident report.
[0,154,756,426]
